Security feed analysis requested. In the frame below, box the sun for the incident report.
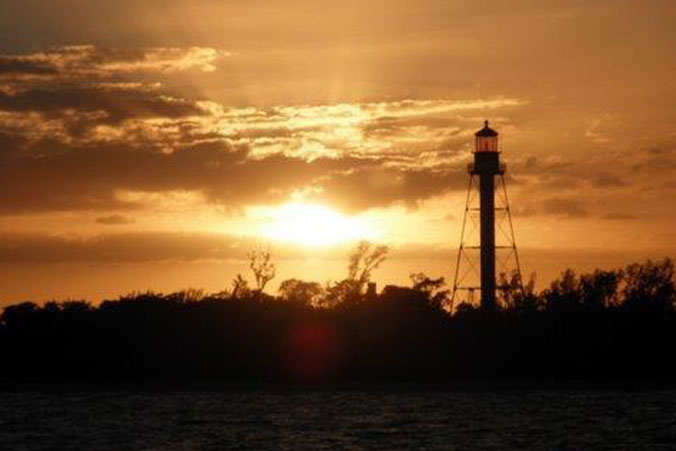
[261,203,377,246]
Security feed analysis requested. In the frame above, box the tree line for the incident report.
[1,243,675,386]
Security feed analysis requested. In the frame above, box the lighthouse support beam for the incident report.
[473,151,501,311]
[479,170,496,310]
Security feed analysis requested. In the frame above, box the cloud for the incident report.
[602,212,636,220]
[591,172,625,188]
[0,46,222,123]
[95,214,136,225]
[0,46,527,215]
[0,230,376,263]
[516,195,590,218]
[0,231,243,263]
[540,197,588,218]
[0,56,58,77]
[0,85,205,122]
[0,45,225,79]
[314,166,467,212]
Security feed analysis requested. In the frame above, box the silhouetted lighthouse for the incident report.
[451,121,522,311]
[473,121,500,309]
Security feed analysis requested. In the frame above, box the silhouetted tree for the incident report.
[323,241,389,307]
[165,289,205,303]
[248,245,276,293]
[278,279,324,306]
[347,241,388,293]
[409,272,450,310]
[622,259,675,313]
[580,269,623,311]
[62,300,92,313]
[0,301,39,333]
[543,269,583,313]
[498,270,524,310]
[231,274,251,299]
[454,301,478,315]
[500,271,541,313]
[323,279,361,308]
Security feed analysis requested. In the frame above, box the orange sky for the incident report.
[0,1,675,304]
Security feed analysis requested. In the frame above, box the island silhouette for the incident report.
[1,243,675,387]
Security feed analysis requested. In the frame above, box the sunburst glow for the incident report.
[261,203,378,246]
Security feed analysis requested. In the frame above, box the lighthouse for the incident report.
[473,121,501,310]
[451,121,522,311]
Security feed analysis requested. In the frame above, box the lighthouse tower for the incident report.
[451,121,522,311]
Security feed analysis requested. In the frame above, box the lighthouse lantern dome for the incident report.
[475,120,499,152]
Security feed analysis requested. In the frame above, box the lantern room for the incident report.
[475,120,498,152]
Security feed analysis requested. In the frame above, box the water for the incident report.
[1,390,675,450]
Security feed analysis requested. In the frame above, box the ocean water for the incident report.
[1,389,675,450]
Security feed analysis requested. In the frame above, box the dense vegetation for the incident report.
[1,245,675,386]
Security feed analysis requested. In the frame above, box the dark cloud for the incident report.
[0,231,243,263]
[0,46,221,78]
[0,57,57,76]
[524,156,538,170]
[96,214,135,225]
[0,137,419,213]
[0,86,205,122]
[602,212,636,220]
[540,197,588,218]
[0,46,217,127]
[538,175,583,191]
[0,141,241,212]
[315,166,467,212]
[0,132,26,154]
[516,195,590,218]
[0,230,394,263]
[591,172,625,188]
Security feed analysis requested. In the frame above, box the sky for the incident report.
[0,0,675,304]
